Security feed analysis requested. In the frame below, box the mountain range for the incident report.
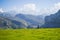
[0,10,60,29]
[0,12,44,29]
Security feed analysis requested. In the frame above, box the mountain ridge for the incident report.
[41,10,60,28]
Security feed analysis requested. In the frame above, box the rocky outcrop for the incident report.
[41,10,60,28]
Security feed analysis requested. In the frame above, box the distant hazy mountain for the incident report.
[15,14,44,27]
[0,11,44,29]
[0,12,28,29]
[1,10,60,28]
[41,10,60,28]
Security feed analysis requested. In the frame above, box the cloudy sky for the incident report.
[0,0,60,15]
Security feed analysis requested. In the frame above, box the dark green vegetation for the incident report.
[0,28,60,40]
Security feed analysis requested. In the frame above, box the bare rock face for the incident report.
[41,10,60,28]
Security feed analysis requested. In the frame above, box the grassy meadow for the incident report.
[0,28,60,40]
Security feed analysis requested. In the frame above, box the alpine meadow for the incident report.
[0,28,60,40]
[0,0,60,40]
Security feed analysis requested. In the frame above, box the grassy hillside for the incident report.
[0,28,60,40]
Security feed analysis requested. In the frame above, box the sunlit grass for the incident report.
[0,28,60,40]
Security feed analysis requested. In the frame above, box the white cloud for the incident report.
[19,2,60,15]
[54,2,60,9]
[11,3,37,13]
[40,2,60,16]
[18,3,39,15]
[40,8,50,15]
[24,3,36,11]
[12,6,17,10]
[49,2,60,14]
[8,2,60,15]
[0,8,4,13]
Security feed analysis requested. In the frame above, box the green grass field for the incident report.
[0,28,60,40]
